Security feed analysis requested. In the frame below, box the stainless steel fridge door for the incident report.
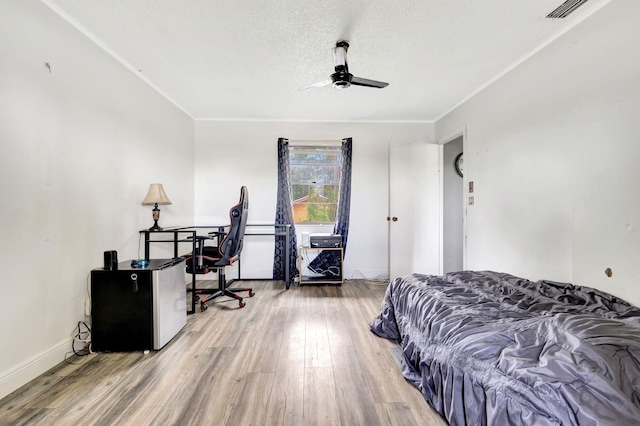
[152,258,187,349]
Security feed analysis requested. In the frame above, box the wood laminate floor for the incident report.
[0,280,447,426]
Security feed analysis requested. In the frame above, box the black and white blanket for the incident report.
[370,271,640,425]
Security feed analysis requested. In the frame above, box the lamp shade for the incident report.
[142,183,172,206]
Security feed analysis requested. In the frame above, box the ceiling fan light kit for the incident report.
[301,40,389,92]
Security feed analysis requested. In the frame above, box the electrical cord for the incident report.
[348,269,389,285]
[85,271,92,317]
[65,321,93,363]
[308,265,341,277]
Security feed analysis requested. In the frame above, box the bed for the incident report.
[370,270,640,425]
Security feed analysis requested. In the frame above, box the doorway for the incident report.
[442,136,464,272]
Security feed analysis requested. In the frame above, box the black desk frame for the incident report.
[140,223,291,314]
[230,223,292,289]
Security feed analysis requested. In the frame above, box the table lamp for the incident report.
[142,183,172,231]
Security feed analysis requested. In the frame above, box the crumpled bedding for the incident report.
[370,271,640,425]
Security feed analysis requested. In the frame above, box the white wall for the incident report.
[436,0,640,306]
[194,120,434,281]
[0,0,194,398]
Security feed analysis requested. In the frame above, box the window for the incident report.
[289,144,342,224]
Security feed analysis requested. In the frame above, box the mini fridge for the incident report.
[91,258,186,351]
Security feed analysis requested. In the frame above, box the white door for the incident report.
[389,143,441,279]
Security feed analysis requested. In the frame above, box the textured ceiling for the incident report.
[44,0,611,122]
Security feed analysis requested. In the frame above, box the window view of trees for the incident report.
[289,145,342,223]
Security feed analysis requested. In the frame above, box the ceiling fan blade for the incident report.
[350,76,389,89]
[299,80,332,92]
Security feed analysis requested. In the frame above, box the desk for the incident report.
[140,223,292,313]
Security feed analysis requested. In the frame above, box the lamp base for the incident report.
[149,221,163,232]
[149,204,162,231]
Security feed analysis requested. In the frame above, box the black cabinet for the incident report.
[91,258,186,352]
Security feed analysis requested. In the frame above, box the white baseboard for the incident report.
[0,338,72,400]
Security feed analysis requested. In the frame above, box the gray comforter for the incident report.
[370,271,640,425]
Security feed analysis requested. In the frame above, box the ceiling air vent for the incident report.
[546,0,590,19]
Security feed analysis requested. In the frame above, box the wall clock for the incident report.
[454,153,464,177]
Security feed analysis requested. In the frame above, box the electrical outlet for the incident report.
[469,196,475,205]
[85,298,91,316]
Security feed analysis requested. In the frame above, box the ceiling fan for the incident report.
[300,40,389,91]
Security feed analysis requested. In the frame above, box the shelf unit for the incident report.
[298,246,343,285]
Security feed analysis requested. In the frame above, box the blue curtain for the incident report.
[273,138,298,284]
[307,138,352,277]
